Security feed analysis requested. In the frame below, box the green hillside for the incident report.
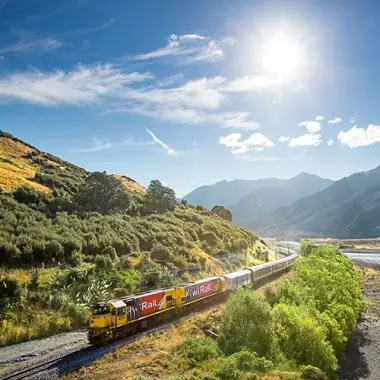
[0,131,266,346]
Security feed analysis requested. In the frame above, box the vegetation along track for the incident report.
[0,267,290,380]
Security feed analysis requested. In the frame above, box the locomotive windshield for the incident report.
[92,306,110,315]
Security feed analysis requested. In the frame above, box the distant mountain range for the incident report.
[184,166,380,238]
[184,173,333,228]
[266,165,380,238]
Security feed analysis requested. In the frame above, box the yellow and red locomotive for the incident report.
[88,254,298,345]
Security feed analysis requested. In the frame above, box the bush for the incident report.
[271,303,337,375]
[229,350,273,373]
[300,365,327,380]
[213,358,243,380]
[178,337,221,365]
[219,288,273,356]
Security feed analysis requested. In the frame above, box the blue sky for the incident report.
[2,0,380,196]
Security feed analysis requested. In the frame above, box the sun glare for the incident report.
[261,32,303,80]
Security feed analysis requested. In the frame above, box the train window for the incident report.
[92,306,109,315]
[167,295,173,301]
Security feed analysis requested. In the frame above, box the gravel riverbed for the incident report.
[339,257,380,380]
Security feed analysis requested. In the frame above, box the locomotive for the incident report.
[88,253,298,345]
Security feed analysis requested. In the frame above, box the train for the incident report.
[88,253,298,345]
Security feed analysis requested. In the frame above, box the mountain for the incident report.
[267,165,380,238]
[183,178,283,209]
[229,173,333,228]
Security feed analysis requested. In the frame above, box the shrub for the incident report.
[213,357,243,380]
[219,288,273,356]
[178,337,221,365]
[271,304,337,375]
[300,365,327,380]
[229,350,273,373]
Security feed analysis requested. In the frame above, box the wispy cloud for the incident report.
[315,115,324,121]
[0,32,62,54]
[338,125,380,147]
[221,75,273,93]
[75,139,112,152]
[219,132,274,154]
[145,128,177,156]
[0,63,267,129]
[64,18,114,37]
[328,117,342,124]
[327,139,334,146]
[279,133,321,147]
[350,117,355,123]
[130,33,234,64]
[0,64,152,106]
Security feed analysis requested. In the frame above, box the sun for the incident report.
[261,32,303,80]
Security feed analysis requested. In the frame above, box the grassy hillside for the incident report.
[0,131,266,346]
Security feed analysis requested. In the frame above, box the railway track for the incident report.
[0,308,220,380]
[0,266,291,380]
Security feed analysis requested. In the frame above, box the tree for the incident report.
[74,172,130,213]
[300,240,317,256]
[212,205,232,222]
[144,180,177,214]
[219,288,273,356]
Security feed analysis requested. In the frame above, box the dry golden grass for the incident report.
[0,137,49,192]
[66,308,222,380]
[114,175,146,194]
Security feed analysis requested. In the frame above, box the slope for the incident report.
[183,177,284,209]
[230,172,333,228]
[267,165,380,238]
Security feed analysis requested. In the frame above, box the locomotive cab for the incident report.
[89,303,111,329]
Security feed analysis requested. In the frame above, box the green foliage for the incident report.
[219,288,273,356]
[144,180,177,214]
[178,337,221,365]
[271,303,337,374]
[300,365,327,380]
[213,357,244,380]
[211,205,232,222]
[300,240,317,256]
[229,349,273,373]
[74,171,131,213]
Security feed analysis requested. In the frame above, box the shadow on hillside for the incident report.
[338,319,371,379]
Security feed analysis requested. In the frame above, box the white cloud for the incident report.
[298,120,321,134]
[219,132,274,154]
[278,136,290,143]
[145,128,177,156]
[328,117,342,124]
[279,133,321,147]
[0,64,152,106]
[130,34,233,63]
[315,115,324,121]
[327,139,334,146]
[75,139,112,152]
[0,63,262,129]
[221,75,273,93]
[337,124,380,148]
[0,37,62,54]
[350,117,355,123]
